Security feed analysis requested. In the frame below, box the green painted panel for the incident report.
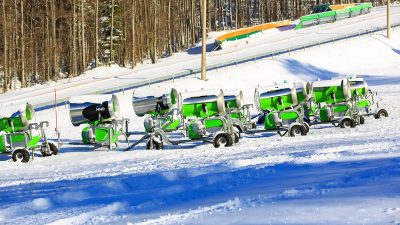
[0,135,6,153]
[358,99,371,108]
[188,120,203,140]
[183,102,220,119]
[259,94,294,111]
[264,113,277,130]
[281,111,299,120]
[161,119,181,131]
[333,105,348,113]
[313,86,347,104]
[320,107,330,122]
[205,119,224,128]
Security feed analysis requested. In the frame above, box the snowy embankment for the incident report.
[0,24,400,225]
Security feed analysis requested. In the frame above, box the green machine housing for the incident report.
[254,82,312,133]
[180,89,238,147]
[0,103,58,162]
[224,89,255,132]
[310,78,361,127]
[349,77,388,119]
[69,94,128,149]
[132,88,181,133]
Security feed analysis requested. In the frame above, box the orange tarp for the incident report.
[215,20,292,42]
[329,4,356,10]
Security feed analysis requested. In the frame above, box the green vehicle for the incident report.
[349,77,388,119]
[0,103,58,163]
[253,82,313,137]
[309,78,362,128]
[69,94,129,150]
[132,89,240,150]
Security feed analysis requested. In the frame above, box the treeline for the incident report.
[0,0,386,92]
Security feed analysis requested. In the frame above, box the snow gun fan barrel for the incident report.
[69,94,120,126]
[349,77,368,97]
[312,78,351,104]
[295,81,313,102]
[180,89,226,118]
[224,90,244,109]
[254,83,298,111]
[0,103,37,132]
[132,88,180,117]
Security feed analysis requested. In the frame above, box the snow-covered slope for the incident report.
[1,6,400,113]
[0,15,400,225]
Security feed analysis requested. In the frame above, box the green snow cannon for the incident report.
[224,89,255,132]
[0,103,36,133]
[0,103,58,162]
[69,94,129,149]
[254,83,310,136]
[132,88,181,133]
[349,77,388,119]
[181,89,239,147]
[311,78,361,128]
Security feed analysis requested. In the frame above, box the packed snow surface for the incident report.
[1,8,400,225]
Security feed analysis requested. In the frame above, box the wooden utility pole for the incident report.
[201,0,207,81]
[387,0,391,39]
[2,0,7,92]
[95,0,99,67]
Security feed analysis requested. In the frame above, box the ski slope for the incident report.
[1,6,400,114]
[1,8,400,225]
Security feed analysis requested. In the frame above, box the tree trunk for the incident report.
[95,0,99,67]
[2,0,7,92]
[81,0,86,71]
[110,0,114,63]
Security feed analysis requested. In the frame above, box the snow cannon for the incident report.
[0,103,58,162]
[132,88,182,133]
[255,83,297,112]
[179,89,239,147]
[295,81,313,103]
[69,95,129,150]
[224,90,244,109]
[0,103,36,132]
[312,78,351,104]
[253,83,310,136]
[309,78,362,128]
[349,77,388,120]
[128,89,238,150]
[132,88,180,117]
[223,90,254,132]
[181,89,226,119]
[69,95,120,126]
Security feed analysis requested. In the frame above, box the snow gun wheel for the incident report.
[303,122,310,134]
[213,133,233,148]
[289,125,306,137]
[12,149,30,163]
[146,134,163,150]
[359,116,365,125]
[146,139,163,150]
[374,109,388,119]
[340,118,356,129]
[233,132,240,144]
[41,142,59,157]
